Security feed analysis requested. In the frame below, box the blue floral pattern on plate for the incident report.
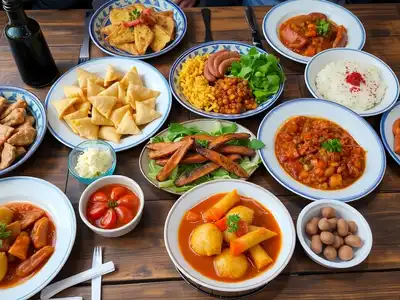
[90,0,187,59]
[169,41,285,120]
[0,86,46,176]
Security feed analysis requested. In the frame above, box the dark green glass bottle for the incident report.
[2,0,59,87]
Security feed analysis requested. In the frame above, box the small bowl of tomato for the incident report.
[79,175,144,237]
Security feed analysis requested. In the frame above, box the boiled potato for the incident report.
[190,223,222,256]
[226,206,254,225]
[214,249,248,279]
[0,252,7,282]
[0,206,14,225]
[223,230,237,244]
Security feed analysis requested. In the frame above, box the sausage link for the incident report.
[204,60,217,82]
[208,50,228,77]
[218,57,240,77]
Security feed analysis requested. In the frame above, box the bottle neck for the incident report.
[5,7,29,25]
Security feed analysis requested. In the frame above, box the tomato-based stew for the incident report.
[279,13,348,57]
[0,202,56,289]
[275,116,366,190]
[178,190,281,282]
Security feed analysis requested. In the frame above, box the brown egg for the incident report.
[323,246,338,261]
[332,235,344,249]
[338,245,353,261]
[321,207,336,219]
[327,218,338,231]
[320,231,334,245]
[305,217,320,236]
[318,218,331,231]
[337,219,349,237]
[344,235,363,248]
[311,234,323,254]
[347,220,358,233]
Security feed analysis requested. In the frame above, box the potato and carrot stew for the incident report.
[0,203,55,288]
[179,189,281,281]
[275,116,366,190]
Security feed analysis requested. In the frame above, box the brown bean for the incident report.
[327,218,338,230]
[332,235,344,249]
[338,245,353,261]
[320,231,334,245]
[347,220,358,233]
[318,218,331,231]
[311,234,323,254]
[344,235,363,248]
[321,207,336,218]
[305,217,320,236]
[337,219,349,237]
[323,246,337,261]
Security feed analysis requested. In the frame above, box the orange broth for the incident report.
[178,193,282,282]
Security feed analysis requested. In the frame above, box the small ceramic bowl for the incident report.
[79,175,144,238]
[297,199,373,268]
[68,140,117,185]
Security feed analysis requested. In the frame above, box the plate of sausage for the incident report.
[262,0,366,64]
[0,176,76,300]
[380,102,400,166]
[169,41,285,119]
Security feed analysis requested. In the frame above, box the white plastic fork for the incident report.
[91,246,102,300]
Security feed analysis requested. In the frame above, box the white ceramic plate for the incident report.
[45,57,171,152]
[139,119,261,195]
[257,99,386,202]
[380,102,400,165]
[0,177,76,300]
[262,0,366,64]
[164,179,295,293]
[305,48,400,117]
[297,199,373,268]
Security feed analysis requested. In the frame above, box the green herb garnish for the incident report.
[196,140,209,148]
[227,214,241,233]
[316,19,330,36]
[321,138,342,152]
[229,47,285,104]
[226,138,265,150]
[0,222,11,247]
[129,9,141,21]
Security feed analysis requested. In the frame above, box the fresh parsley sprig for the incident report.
[0,222,11,247]
[316,19,330,36]
[129,9,141,21]
[227,214,241,233]
[321,138,342,152]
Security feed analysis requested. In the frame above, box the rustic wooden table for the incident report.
[1,4,400,299]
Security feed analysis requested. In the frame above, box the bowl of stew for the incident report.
[164,179,295,296]
[262,0,365,64]
[79,175,144,238]
[257,98,386,202]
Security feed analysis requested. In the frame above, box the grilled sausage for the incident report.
[218,57,240,77]
[213,51,240,77]
[208,50,228,77]
[204,60,217,82]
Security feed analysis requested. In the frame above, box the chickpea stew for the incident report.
[178,190,281,282]
[0,202,56,289]
[275,116,366,190]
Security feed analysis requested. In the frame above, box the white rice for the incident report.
[315,60,387,111]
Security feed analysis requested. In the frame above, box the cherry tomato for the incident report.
[87,202,108,220]
[100,209,117,229]
[91,192,108,203]
[114,206,134,225]
[124,19,142,27]
[116,194,138,210]
[236,220,248,237]
[110,187,127,201]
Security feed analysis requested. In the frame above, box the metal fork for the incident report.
[78,10,93,65]
[91,246,103,300]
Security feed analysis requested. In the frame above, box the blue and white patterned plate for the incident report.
[257,99,386,202]
[0,86,46,176]
[89,0,187,59]
[169,41,285,120]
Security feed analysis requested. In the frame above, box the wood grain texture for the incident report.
[0,4,399,299]
[56,271,400,299]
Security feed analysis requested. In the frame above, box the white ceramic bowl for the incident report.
[257,98,386,202]
[380,102,400,165]
[0,177,76,300]
[262,0,366,64]
[164,179,295,294]
[79,175,144,238]
[297,199,373,268]
[305,48,400,117]
[139,119,261,195]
